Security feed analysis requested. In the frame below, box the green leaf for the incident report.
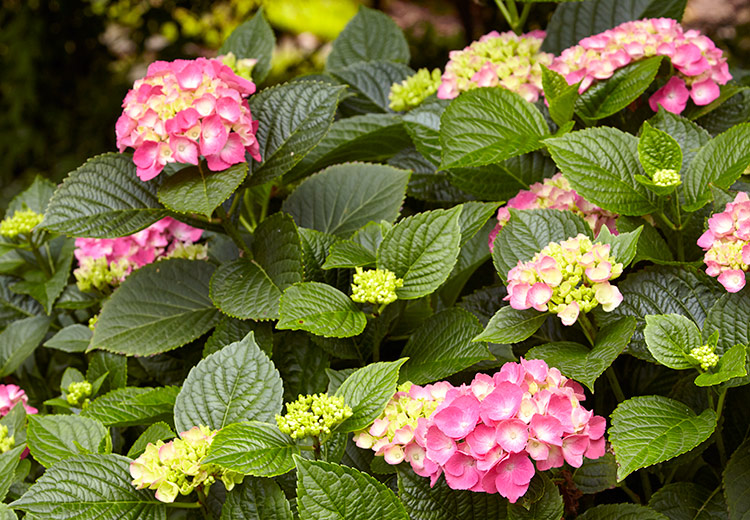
[323,241,377,269]
[610,395,717,480]
[644,314,702,370]
[474,306,547,345]
[220,476,293,520]
[43,324,91,353]
[11,237,74,314]
[694,344,747,387]
[204,421,299,477]
[578,504,669,520]
[91,259,220,356]
[683,123,750,211]
[447,158,549,202]
[27,415,109,468]
[541,65,579,127]
[295,458,409,520]
[210,259,282,320]
[457,202,502,246]
[648,109,711,173]
[335,358,406,432]
[326,6,409,70]
[440,87,550,169]
[42,153,168,238]
[576,57,662,121]
[402,99,450,166]
[174,331,283,431]
[283,163,410,237]
[82,386,179,427]
[203,317,272,357]
[249,81,346,186]
[377,207,461,299]
[298,228,339,282]
[696,87,750,136]
[545,127,657,215]
[703,292,750,354]
[277,282,367,338]
[331,61,414,113]
[0,276,42,327]
[492,208,592,280]
[649,482,729,520]
[507,473,564,520]
[638,121,683,176]
[274,332,330,402]
[397,465,509,520]
[0,315,50,377]
[6,175,56,215]
[219,6,275,82]
[157,162,247,218]
[126,422,175,459]
[724,437,750,519]
[527,317,636,392]
[87,350,128,392]
[10,454,166,519]
[617,217,673,264]
[595,225,642,267]
[400,308,490,384]
[572,452,618,494]
[0,447,22,505]
[0,504,15,520]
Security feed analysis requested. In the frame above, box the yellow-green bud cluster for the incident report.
[74,257,131,293]
[0,425,14,454]
[163,242,209,261]
[689,345,720,370]
[88,314,99,331]
[130,425,244,503]
[66,381,92,407]
[389,68,442,111]
[276,393,353,440]
[0,210,44,238]
[350,267,404,305]
[219,51,257,82]
[652,169,681,187]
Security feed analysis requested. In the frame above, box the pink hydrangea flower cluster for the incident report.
[549,18,731,114]
[354,360,606,503]
[697,192,750,292]
[506,234,624,326]
[437,30,553,102]
[0,384,37,416]
[116,57,261,181]
[488,174,618,252]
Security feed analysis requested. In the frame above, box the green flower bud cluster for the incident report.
[219,52,258,82]
[0,425,15,454]
[163,242,209,261]
[0,209,44,238]
[388,68,442,112]
[350,267,404,305]
[66,381,93,407]
[74,257,131,293]
[276,393,353,440]
[652,168,681,187]
[88,314,99,331]
[689,345,720,370]
[130,425,244,503]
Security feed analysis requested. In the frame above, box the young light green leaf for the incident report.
[724,437,750,519]
[42,153,168,238]
[610,395,717,480]
[174,332,283,432]
[694,344,747,387]
[218,6,275,82]
[0,315,50,377]
[27,415,109,468]
[643,314,702,370]
[572,453,618,494]
[577,504,669,520]
[126,422,175,459]
[648,109,710,172]
[10,454,166,519]
[91,259,220,356]
[43,324,91,353]
[335,359,407,432]
[440,87,550,169]
[203,421,299,477]
[283,163,410,238]
[545,127,657,215]
[541,65,579,127]
[82,386,179,427]
[649,482,728,520]
[377,207,461,299]
[638,121,683,176]
[473,306,548,345]
[220,476,293,520]
[157,162,247,218]
[210,259,282,320]
[295,458,409,520]
[277,282,367,338]
[595,225,642,267]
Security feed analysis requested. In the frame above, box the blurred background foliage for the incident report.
[1,0,748,207]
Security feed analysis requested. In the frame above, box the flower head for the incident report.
[116,57,261,181]
[689,345,721,371]
[276,393,352,440]
[389,68,442,111]
[66,381,93,407]
[0,384,37,416]
[652,168,681,187]
[350,267,404,305]
[438,30,553,102]
[0,210,44,238]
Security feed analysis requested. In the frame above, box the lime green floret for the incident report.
[219,51,257,82]
[0,425,14,454]
[689,345,720,370]
[276,393,353,440]
[388,68,442,112]
[66,381,93,407]
[652,168,681,187]
[0,209,44,238]
[351,267,404,305]
[74,257,130,293]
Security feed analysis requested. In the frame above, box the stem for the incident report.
[165,502,202,509]
[655,211,677,231]
[313,436,321,461]
[714,387,729,467]
[493,0,515,29]
[671,195,685,261]
[517,3,532,31]
[215,205,252,258]
[30,241,51,277]
[640,471,653,502]
[227,189,242,218]
[618,481,642,504]
[577,312,597,346]
[605,367,627,402]
[195,487,214,520]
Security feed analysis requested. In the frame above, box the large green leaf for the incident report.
[204,421,299,477]
[220,476,293,520]
[644,314,702,370]
[649,482,728,520]
[0,315,50,377]
[10,454,166,519]
[703,292,750,354]
[527,317,636,392]
[27,415,109,468]
[648,109,711,173]
[335,359,406,432]
[157,162,247,218]
[577,504,668,520]
[724,437,750,520]
[42,153,168,238]
[174,332,283,432]
[210,259,282,320]
[377,207,461,299]
[400,308,490,384]
[91,259,220,356]
[296,458,409,520]
[283,163,410,237]
[277,282,367,338]
[545,127,658,215]
[218,7,275,82]
[326,6,409,70]
[248,81,346,185]
[82,386,179,427]
[440,87,550,170]
[572,453,618,494]
[474,306,547,345]
[332,61,414,113]
[609,395,717,480]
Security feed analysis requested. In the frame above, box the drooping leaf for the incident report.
[277,282,367,338]
[218,6,275,82]
[0,446,24,503]
[87,351,128,392]
[82,386,179,427]
[220,476,294,520]
[649,482,729,520]
[0,315,50,377]
[644,314,702,370]
[724,437,750,519]
[27,415,109,468]
[158,162,247,218]
[577,504,669,520]
[0,276,42,327]
[126,422,175,459]
[474,306,548,345]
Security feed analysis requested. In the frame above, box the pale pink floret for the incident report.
[649,76,691,114]
[718,269,746,292]
[558,302,581,326]
[495,419,529,453]
[690,78,720,106]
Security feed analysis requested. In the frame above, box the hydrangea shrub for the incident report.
[2,2,750,519]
